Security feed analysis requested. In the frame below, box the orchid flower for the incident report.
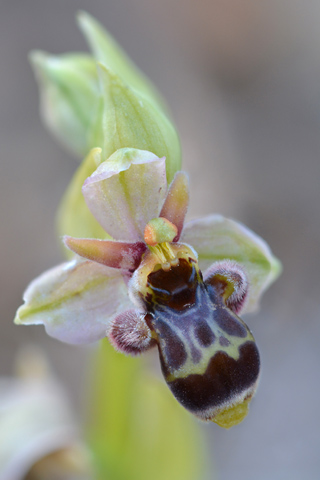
[15,147,281,429]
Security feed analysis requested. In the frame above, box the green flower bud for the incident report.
[30,12,182,180]
[77,11,167,112]
[30,51,102,157]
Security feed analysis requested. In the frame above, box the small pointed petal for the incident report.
[64,236,146,271]
[160,172,189,241]
[108,309,155,355]
[181,215,282,313]
[204,260,249,314]
[83,148,167,241]
[14,258,133,344]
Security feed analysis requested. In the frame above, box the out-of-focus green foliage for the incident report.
[86,339,204,480]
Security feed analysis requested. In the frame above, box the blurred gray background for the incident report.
[1,0,320,479]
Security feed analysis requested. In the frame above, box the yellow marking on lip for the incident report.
[164,324,254,382]
[211,397,250,429]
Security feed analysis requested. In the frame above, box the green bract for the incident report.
[30,11,181,181]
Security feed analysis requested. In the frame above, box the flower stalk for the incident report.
[86,339,203,480]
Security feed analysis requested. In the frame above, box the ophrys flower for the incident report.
[15,147,281,428]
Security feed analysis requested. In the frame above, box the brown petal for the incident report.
[64,237,146,272]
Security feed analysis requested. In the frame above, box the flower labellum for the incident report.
[15,148,281,428]
[125,238,260,428]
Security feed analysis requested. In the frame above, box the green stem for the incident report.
[85,339,207,480]
[85,339,143,479]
